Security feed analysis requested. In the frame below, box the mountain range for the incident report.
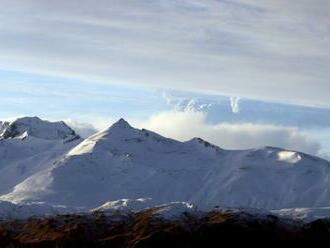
[0,116,330,217]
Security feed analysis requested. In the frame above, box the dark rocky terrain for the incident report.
[0,209,330,248]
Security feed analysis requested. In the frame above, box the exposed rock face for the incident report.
[0,122,9,136]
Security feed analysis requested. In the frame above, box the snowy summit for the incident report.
[0,117,79,141]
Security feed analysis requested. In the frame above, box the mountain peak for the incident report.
[0,116,80,141]
[109,118,132,130]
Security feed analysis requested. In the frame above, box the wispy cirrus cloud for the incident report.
[0,0,330,107]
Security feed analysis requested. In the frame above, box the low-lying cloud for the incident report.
[64,119,97,138]
[137,111,322,157]
[64,110,327,159]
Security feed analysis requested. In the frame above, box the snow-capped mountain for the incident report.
[1,118,330,211]
[0,117,82,195]
[0,117,79,141]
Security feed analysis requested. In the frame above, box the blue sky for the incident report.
[1,68,329,159]
[0,0,329,159]
[0,69,167,120]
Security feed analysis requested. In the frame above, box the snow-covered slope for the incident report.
[0,117,82,195]
[2,118,330,211]
[0,200,75,220]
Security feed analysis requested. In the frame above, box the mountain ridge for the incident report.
[1,117,330,211]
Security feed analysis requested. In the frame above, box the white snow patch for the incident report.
[152,202,196,219]
[277,151,302,164]
[272,207,330,222]
[92,198,152,212]
[92,199,197,220]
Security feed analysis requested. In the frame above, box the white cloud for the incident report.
[60,110,327,159]
[161,92,216,112]
[0,0,330,107]
[230,96,240,114]
[135,111,323,157]
[64,119,97,138]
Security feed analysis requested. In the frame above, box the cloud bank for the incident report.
[0,0,330,106]
[21,109,326,159]
[137,111,322,157]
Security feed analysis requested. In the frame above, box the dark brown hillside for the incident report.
[0,209,329,248]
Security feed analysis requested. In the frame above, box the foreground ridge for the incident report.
[0,208,328,248]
